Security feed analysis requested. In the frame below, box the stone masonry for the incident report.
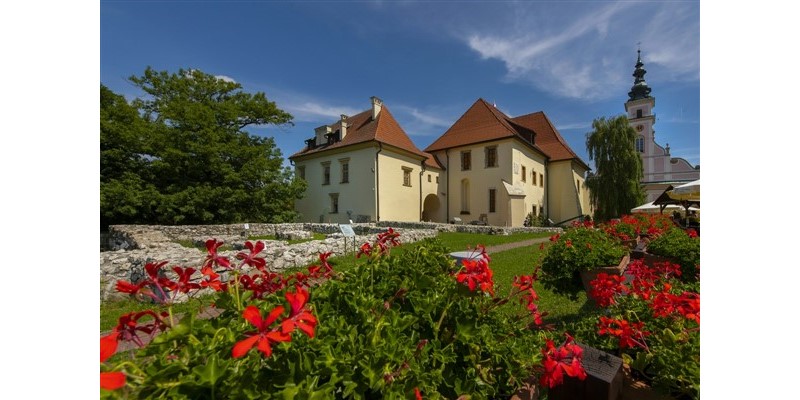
[100,222,561,302]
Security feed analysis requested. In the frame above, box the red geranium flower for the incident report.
[168,266,200,293]
[357,242,372,258]
[236,241,266,269]
[281,286,318,338]
[589,273,627,308]
[415,387,423,400]
[204,239,231,269]
[200,266,226,292]
[456,258,495,296]
[100,331,126,390]
[597,316,650,350]
[539,334,586,389]
[232,305,291,358]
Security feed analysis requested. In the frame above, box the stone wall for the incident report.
[100,224,437,302]
[100,221,561,302]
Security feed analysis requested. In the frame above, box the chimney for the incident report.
[371,96,383,120]
[315,125,331,146]
[340,114,348,140]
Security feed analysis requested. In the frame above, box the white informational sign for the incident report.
[339,224,356,237]
[244,223,250,230]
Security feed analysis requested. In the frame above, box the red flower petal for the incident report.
[232,335,259,358]
[100,331,119,362]
[100,371,126,390]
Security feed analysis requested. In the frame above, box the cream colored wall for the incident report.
[442,140,516,226]
[421,167,445,223]
[510,142,548,226]
[293,145,377,223]
[377,150,424,222]
[547,160,590,224]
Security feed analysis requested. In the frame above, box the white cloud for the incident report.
[556,121,592,131]
[285,101,361,123]
[215,74,236,83]
[393,105,452,129]
[462,2,699,101]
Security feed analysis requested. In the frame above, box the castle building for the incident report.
[290,97,592,227]
[625,50,700,202]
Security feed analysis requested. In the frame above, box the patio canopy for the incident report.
[631,201,699,214]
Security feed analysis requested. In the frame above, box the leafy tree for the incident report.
[585,115,644,221]
[101,68,306,228]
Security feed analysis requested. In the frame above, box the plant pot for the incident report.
[621,238,639,250]
[621,365,676,400]
[580,254,630,293]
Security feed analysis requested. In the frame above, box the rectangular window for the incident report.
[297,166,305,180]
[521,166,526,182]
[539,205,544,217]
[461,151,471,171]
[329,193,339,214]
[340,162,349,183]
[532,169,536,185]
[485,146,498,168]
[322,163,331,185]
[539,173,544,188]
[489,189,496,213]
[637,109,643,118]
[576,179,580,193]
[532,205,537,217]
[436,176,439,183]
[403,167,412,187]
[428,174,431,182]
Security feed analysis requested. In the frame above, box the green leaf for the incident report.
[192,354,224,385]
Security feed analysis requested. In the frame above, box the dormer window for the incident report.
[305,138,317,150]
[325,130,340,145]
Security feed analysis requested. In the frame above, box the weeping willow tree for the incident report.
[585,115,645,221]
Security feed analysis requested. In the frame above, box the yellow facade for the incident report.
[293,144,377,223]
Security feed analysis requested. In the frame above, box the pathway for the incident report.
[483,236,550,254]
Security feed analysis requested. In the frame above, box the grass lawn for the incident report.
[487,244,597,328]
[101,231,572,332]
[100,295,215,332]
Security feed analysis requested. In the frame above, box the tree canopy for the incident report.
[101,67,306,228]
[585,115,644,221]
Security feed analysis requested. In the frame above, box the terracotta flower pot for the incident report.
[580,254,630,294]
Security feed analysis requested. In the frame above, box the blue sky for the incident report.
[101,0,700,170]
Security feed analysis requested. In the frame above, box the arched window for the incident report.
[460,179,470,214]
[635,135,645,153]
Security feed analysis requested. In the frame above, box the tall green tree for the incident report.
[101,68,306,228]
[585,115,644,221]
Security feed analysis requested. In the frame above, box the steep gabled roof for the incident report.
[290,104,427,160]
[424,153,445,170]
[510,112,590,170]
[424,98,530,152]
[424,98,589,171]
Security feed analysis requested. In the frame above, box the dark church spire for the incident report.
[628,48,652,101]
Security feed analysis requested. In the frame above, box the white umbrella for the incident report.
[668,179,700,201]
[631,201,699,214]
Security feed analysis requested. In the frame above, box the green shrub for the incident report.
[540,226,627,296]
[103,237,556,399]
[646,227,700,281]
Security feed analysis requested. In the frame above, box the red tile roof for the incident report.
[511,112,590,170]
[424,153,444,170]
[289,105,427,160]
[424,98,589,170]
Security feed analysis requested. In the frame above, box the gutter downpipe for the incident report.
[445,150,450,223]
[545,158,550,225]
[419,159,426,221]
[375,143,384,222]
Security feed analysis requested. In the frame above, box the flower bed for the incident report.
[101,229,588,398]
[540,224,628,297]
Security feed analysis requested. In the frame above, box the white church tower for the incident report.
[624,49,699,202]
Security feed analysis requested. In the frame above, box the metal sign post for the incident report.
[338,224,357,267]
